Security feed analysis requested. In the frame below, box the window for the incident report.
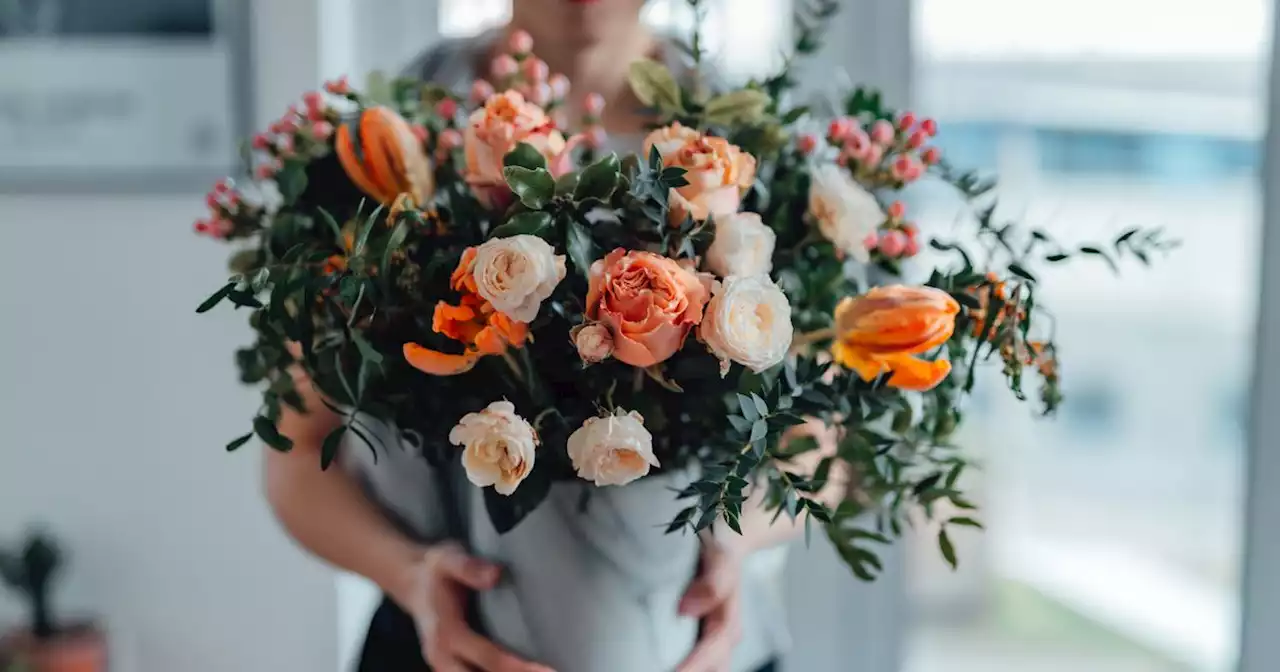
[907,1,1269,670]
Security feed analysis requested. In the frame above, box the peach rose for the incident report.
[586,249,712,368]
[571,322,615,364]
[464,91,574,206]
[449,400,538,495]
[832,285,960,391]
[643,123,756,223]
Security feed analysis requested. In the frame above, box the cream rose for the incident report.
[643,123,756,223]
[571,322,614,364]
[567,409,659,487]
[705,212,776,277]
[808,163,884,263]
[468,234,567,323]
[700,275,794,376]
[449,401,538,495]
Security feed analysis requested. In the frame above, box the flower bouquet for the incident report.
[195,0,1170,666]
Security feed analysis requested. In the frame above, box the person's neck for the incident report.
[503,20,658,103]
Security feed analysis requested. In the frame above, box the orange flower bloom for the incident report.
[403,249,530,376]
[336,106,434,206]
[831,285,959,392]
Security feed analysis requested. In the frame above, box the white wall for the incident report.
[0,195,339,671]
[0,1,356,670]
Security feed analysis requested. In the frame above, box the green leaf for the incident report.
[566,219,597,280]
[320,425,347,470]
[1007,263,1036,282]
[352,331,385,365]
[628,59,684,113]
[225,432,254,452]
[381,218,411,288]
[575,153,621,201]
[949,516,984,529]
[503,142,548,171]
[253,416,293,452]
[277,161,308,204]
[317,208,344,242]
[737,393,760,423]
[750,392,769,418]
[227,289,264,309]
[196,282,236,314]
[1045,253,1070,262]
[938,529,958,569]
[703,90,770,126]
[727,415,752,434]
[555,172,580,196]
[503,166,555,209]
[354,204,384,254]
[490,211,553,239]
[750,418,768,443]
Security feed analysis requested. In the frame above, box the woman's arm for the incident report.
[264,368,425,605]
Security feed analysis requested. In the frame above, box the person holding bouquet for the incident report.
[263,2,839,671]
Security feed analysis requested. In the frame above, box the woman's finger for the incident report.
[452,627,556,672]
[433,544,502,590]
[676,599,740,672]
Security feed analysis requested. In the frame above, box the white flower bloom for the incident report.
[700,275,793,376]
[705,212,776,278]
[449,401,538,495]
[567,409,659,487]
[808,163,884,263]
[470,235,567,322]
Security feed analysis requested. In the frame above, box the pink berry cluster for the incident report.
[473,30,608,151]
[827,112,941,187]
[862,200,922,260]
[194,178,253,238]
[251,89,341,182]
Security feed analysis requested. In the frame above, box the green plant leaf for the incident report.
[352,331,385,365]
[703,90,770,125]
[277,163,308,204]
[938,529,958,569]
[628,59,684,113]
[317,208,344,242]
[555,172,580,196]
[574,153,621,201]
[490,211,553,239]
[566,219,597,279]
[196,282,236,314]
[225,432,254,452]
[253,416,293,452]
[750,418,768,443]
[503,142,548,171]
[1007,263,1036,282]
[949,516,984,529]
[380,218,411,290]
[320,425,347,470]
[354,204,385,255]
[503,166,555,209]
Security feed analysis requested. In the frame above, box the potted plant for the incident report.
[0,530,105,672]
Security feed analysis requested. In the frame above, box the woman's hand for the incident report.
[676,538,746,672]
[395,541,554,672]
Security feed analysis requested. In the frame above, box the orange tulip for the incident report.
[831,285,959,392]
[403,249,530,377]
[336,106,433,206]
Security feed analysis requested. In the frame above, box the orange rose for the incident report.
[831,285,959,391]
[336,107,433,205]
[586,249,712,368]
[464,91,573,207]
[403,248,530,376]
[643,123,756,223]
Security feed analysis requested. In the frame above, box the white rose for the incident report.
[449,400,538,495]
[700,275,793,376]
[571,322,615,364]
[567,409,659,487]
[808,163,883,263]
[471,234,567,322]
[705,212,776,277]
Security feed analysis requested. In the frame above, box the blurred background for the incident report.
[1,0,1278,670]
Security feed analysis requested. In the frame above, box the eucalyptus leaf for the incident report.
[196,283,236,314]
[703,90,770,125]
